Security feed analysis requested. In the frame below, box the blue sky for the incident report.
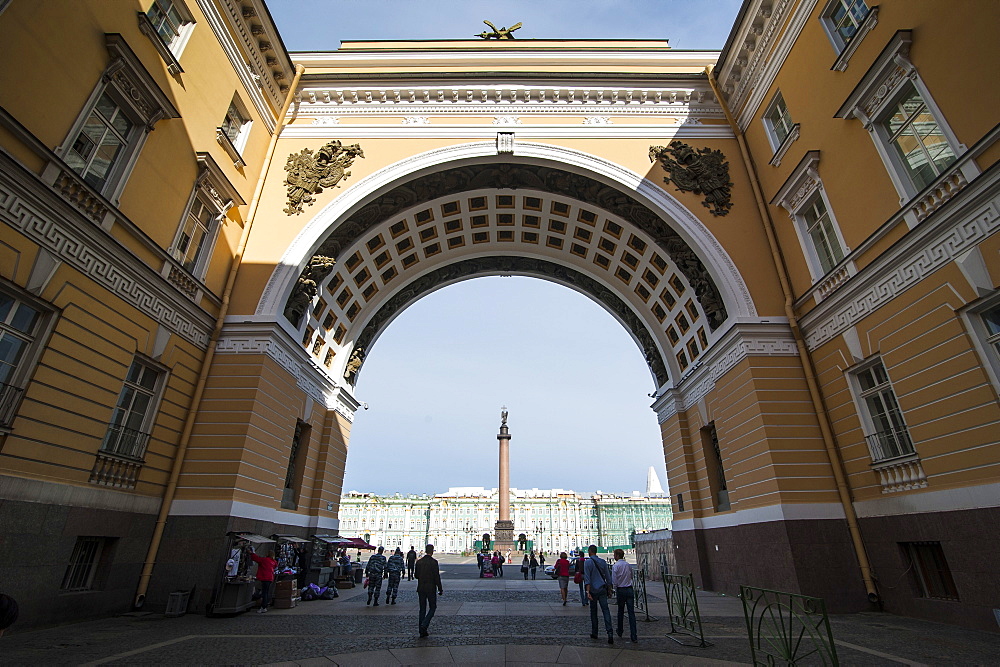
[266,0,743,496]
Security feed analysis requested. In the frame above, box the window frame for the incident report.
[959,291,1000,398]
[762,91,795,150]
[57,35,180,203]
[169,190,224,279]
[61,537,106,592]
[0,284,54,431]
[137,0,195,75]
[771,151,853,285]
[835,32,969,205]
[847,357,916,464]
[100,357,167,461]
[819,0,872,53]
[216,96,252,167]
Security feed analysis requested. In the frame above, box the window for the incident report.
[101,359,162,460]
[802,196,846,274]
[700,422,730,512]
[65,92,137,193]
[282,420,311,510]
[138,0,195,74]
[171,195,218,274]
[61,537,107,591]
[0,290,46,428]
[763,92,795,149]
[902,542,959,601]
[147,0,186,46]
[960,293,1000,395]
[821,0,870,51]
[772,152,852,284]
[879,85,957,192]
[59,36,179,200]
[852,359,915,462]
[217,98,251,167]
[835,32,970,204]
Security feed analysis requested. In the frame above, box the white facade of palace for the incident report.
[338,485,673,554]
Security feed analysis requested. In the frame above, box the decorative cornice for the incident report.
[135,11,183,75]
[282,123,733,140]
[215,321,356,420]
[767,123,799,167]
[800,167,1000,350]
[103,33,180,128]
[834,31,913,125]
[771,150,821,213]
[651,321,798,423]
[0,154,213,348]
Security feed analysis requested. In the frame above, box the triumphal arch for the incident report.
[170,37,846,609]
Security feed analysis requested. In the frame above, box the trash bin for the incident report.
[165,590,190,617]
[353,563,364,584]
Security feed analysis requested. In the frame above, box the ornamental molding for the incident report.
[281,124,733,140]
[583,116,612,125]
[835,31,913,127]
[311,117,340,125]
[256,141,756,325]
[800,170,1000,350]
[652,321,798,423]
[493,116,521,125]
[767,123,800,167]
[401,116,430,125]
[104,34,180,128]
[831,5,879,72]
[771,150,821,214]
[215,322,356,420]
[0,157,213,348]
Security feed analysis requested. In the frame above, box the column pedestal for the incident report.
[494,519,514,551]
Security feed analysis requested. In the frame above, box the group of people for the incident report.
[548,547,639,643]
[363,544,443,637]
[477,550,508,577]
[519,550,544,579]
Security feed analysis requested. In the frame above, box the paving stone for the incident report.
[388,645,454,664]
[326,649,400,666]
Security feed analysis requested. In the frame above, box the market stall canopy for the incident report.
[227,532,274,544]
[311,534,356,546]
[272,534,310,543]
[345,537,376,550]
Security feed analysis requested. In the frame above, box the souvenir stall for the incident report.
[306,535,353,588]
[208,531,274,615]
[271,534,310,608]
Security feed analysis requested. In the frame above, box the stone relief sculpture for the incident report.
[343,346,365,384]
[283,140,364,215]
[283,255,336,324]
[649,141,734,217]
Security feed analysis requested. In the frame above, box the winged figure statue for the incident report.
[476,20,522,39]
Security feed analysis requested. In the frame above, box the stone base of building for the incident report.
[672,516,868,614]
[674,507,1000,632]
[0,488,157,630]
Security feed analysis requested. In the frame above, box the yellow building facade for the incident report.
[0,0,997,631]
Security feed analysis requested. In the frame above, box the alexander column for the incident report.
[494,406,514,551]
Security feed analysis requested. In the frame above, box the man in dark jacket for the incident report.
[406,546,418,580]
[414,544,444,637]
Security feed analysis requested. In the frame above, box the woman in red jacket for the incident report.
[554,552,572,606]
[250,549,277,613]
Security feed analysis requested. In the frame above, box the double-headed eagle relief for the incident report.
[283,140,365,215]
[476,20,522,40]
[649,141,734,217]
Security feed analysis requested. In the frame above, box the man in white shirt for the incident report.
[612,548,637,643]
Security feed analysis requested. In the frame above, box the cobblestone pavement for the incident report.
[2,559,998,665]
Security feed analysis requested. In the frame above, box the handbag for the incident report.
[362,576,369,588]
[573,570,583,584]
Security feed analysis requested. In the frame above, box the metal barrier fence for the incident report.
[632,565,656,621]
[662,573,709,647]
[739,586,839,666]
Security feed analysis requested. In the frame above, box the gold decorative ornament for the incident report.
[283,140,364,215]
[476,20,522,40]
[649,141,734,216]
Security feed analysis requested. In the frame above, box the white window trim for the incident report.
[167,153,243,281]
[216,96,252,168]
[762,91,795,152]
[819,0,879,68]
[0,283,55,431]
[845,356,917,462]
[770,151,854,290]
[834,31,971,205]
[959,291,1000,399]
[102,355,169,462]
[57,35,180,203]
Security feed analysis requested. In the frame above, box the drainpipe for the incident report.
[134,64,306,609]
[705,67,879,603]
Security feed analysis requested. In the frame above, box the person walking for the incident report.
[491,551,501,578]
[612,549,637,643]
[529,551,539,580]
[539,551,546,570]
[495,550,504,577]
[521,554,530,579]
[554,551,571,605]
[406,546,417,581]
[249,549,277,614]
[365,546,388,606]
[385,547,405,604]
[584,544,614,644]
[414,544,443,638]
[574,553,589,606]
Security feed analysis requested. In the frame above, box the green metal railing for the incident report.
[662,573,709,647]
[739,586,839,666]
[632,565,656,621]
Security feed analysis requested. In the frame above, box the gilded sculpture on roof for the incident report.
[476,20,522,39]
[649,141,734,216]
[283,140,364,215]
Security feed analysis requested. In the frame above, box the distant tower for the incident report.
[646,466,665,495]
[494,407,514,551]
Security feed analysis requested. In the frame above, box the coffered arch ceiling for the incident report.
[261,145,755,392]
